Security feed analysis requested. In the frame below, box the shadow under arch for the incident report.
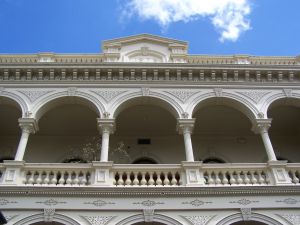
[33,96,101,121]
[0,93,27,116]
[112,96,181,119]
[13,213,81,225]
[267,97,300,116]
[116,214,182,225]
[192,96,257,123]
[216,213,283,225]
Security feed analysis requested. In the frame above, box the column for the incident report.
[177,118,196,162]
[14,118,38,161]
[97,118,115,162]
[252,119,277,161]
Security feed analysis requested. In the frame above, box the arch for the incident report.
[110,93,182,119]
[266,96,300,116]
[32,93,103,121]
[216,213,283,225]
[116,214,182,225]
[191,95,258,122]
[13,213,81,225]
[0,92,28,116]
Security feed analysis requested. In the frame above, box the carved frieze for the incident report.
[183,215,214,225]
[237,91,270,103]
[229,199,259,205]
[17,89,54,102]
[165,90,198,103]
[276,198,300,205]
[182,199,212,207]
[36,199,66,206]
[44,208,55,222]
[91,89,127,102]
[84,199,115,207]
[133,200,164,207]
[240,208,252,221]
[0,199,18,206]
[82,216,115,225]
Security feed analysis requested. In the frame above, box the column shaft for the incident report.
[260,130,277,161]
[15,129,30,161]
[183,131,194,162]
[100,130,110,162]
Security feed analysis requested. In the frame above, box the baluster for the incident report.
[58,172,65,185]
[250,171,258,185]
[156,172,162,186]
[73,172,79,186]
[66,172,72,185]
[222,172,229,185]
[148,172,155,186]
[125,172,132,186]
[43,171,50,185]
[117,172,125,186]
[140,172,147,186]
[229,171,236,185]
[171,172,177,186]
[35,172,42,185]
[207,171,214,185]
[291,170,300,184]
[244,171,251,185]
[257,171,265,184]
[27,171,35,185]
[81,172,87,185]
[163,172,170,186]
[215,171,222,185]
[50,171,58,185]
[132,172,139,186]
[236,171,243,185]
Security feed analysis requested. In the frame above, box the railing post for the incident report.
[91,161,114,186]
[2,160,25,185]
[181,161,205,186]
[267,161,291,185]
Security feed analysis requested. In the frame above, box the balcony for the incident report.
[1,161,299,187]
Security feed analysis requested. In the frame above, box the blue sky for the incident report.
[0,0,299,56]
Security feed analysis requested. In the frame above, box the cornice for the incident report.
[0,186,299,197]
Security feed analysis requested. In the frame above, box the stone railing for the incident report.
[286,163,300,184]
[0,161,298,187]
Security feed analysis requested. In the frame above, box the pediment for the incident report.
[102,34,188,63]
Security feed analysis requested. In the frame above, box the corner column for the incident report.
[177,118,196,162]
[252,119,277,161]
[14,118,38,161]
[97,118,115,162]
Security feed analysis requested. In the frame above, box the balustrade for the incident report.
[287,164,300,184]
[112,165,182,186]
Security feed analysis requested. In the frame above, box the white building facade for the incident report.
[0,34,300,225]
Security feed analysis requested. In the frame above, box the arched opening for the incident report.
[193,98,266,163]
[0,97,22,162]
[133,222,166,225]
[268,98,300,162]
[25,97,99,163]
[111,97,183,163]
[30,222,64,225]
[231,221,267,225]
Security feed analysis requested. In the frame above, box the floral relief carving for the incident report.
[276,198,300,205]
[0,199,18,206]
[182,199,212,207]
[229,199,259,205]
[82,216,115,225]
[84,199,115,207]
[283,89,293,97]
[36,199,66,206]
[278,214,300,225]
[214,88,223,97]
[44,208,55,222]
[240,208,252,221]
[141,87,150,96]
[237,91,270,103]
[18,89,54,102]
[133,200,164,207]
[165,90,198,103]
[91,89,127,102]
[183,215,215,225]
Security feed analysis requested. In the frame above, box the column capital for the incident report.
[97,118,115,134]
[252,119,272,134]
[18,118,38,134]
[177,118,196,134]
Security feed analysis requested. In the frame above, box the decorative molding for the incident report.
[0,199,18,206]
[283,88,293,97]
[141,87,150,96]
[237,91,270,103]
[143,209,155,222]
[84,199,115,207]
[82,216,115,225]
[278,214,300,225]
[44,208,55,222]
[4,215,18,222]
[133,200,164,207]
[68,87,77,96]
[165,90,198,103]
[17,89,54,102]
[0,87,4,94]
[229,199,259,205]
[214,88,223,97]
[182,199,212,207]
[91,89,126,102]
[240,208,252,221]
[36,199,66,206]
[183,215,214,225]
[276,198,300,205]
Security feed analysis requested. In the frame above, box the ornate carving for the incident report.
[36,199,66,206]
[0,199,18,205]
[44,208,55,222]
[237,91,270,103]
[141,87,150,96]
[278,214,300,225]
[82,216,115,225]
[84,199,115,207]
[214,88,223,97]
[182,199,212,207]
[103,111,110,118]
[276,198,300,204]
[133,200,164,207]
[166,90,198,103]
[143,209,155,222]
[183,215,214,225]
[91,89,126,102]
[18,89,53,102]
[240,208,252,221]
[182,112,189,118]
[283,89,293,97]
[229,199,259,205]
[68,87,77,96]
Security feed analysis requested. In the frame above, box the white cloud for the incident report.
[121,0,251,42]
